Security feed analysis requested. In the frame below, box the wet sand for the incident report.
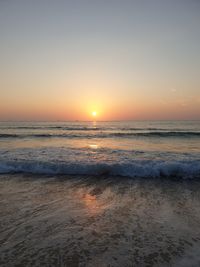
[0,174,200,267]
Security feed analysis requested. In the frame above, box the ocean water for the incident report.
[1,121,200,266]
[0,120,200,179]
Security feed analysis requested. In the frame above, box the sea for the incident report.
[0,120,200,179]
[1,120,200,266]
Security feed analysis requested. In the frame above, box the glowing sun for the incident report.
[92,111,97,117]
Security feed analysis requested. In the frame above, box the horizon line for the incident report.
[0,119,199,123]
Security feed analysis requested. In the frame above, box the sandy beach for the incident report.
[1,174,200,267]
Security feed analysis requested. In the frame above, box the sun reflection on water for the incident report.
[89,144,99,149]
[92,121,97,128]
[83,193,99,214]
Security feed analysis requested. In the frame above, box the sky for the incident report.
[0,0,200,121]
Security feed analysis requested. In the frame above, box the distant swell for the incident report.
[1,126,196,131]
[0,160,200,179]
[0,131,200,139]
[0,126,103,130]
[113,131,200,137]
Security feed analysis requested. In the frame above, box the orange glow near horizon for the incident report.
[0,83,200,121]
[0,94,200,121]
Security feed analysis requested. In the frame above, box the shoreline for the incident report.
[1,174,200,266]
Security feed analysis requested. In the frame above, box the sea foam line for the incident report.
[0,159,200,179]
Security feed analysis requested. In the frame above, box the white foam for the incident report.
[0,159,200,179]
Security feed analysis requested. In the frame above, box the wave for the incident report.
[0,131,200,139]
[0,126,103,130]
[0,126,198,132]
[120,128,198,131]
[0,159,199,179]
[0,134,19,138]
[113,131,200,137]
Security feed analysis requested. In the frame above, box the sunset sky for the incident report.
[0,0,200,120]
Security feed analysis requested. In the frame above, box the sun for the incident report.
[92,111,97,117]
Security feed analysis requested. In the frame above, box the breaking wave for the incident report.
[0,159,200,179]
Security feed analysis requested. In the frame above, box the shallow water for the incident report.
[1,174,200,267]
